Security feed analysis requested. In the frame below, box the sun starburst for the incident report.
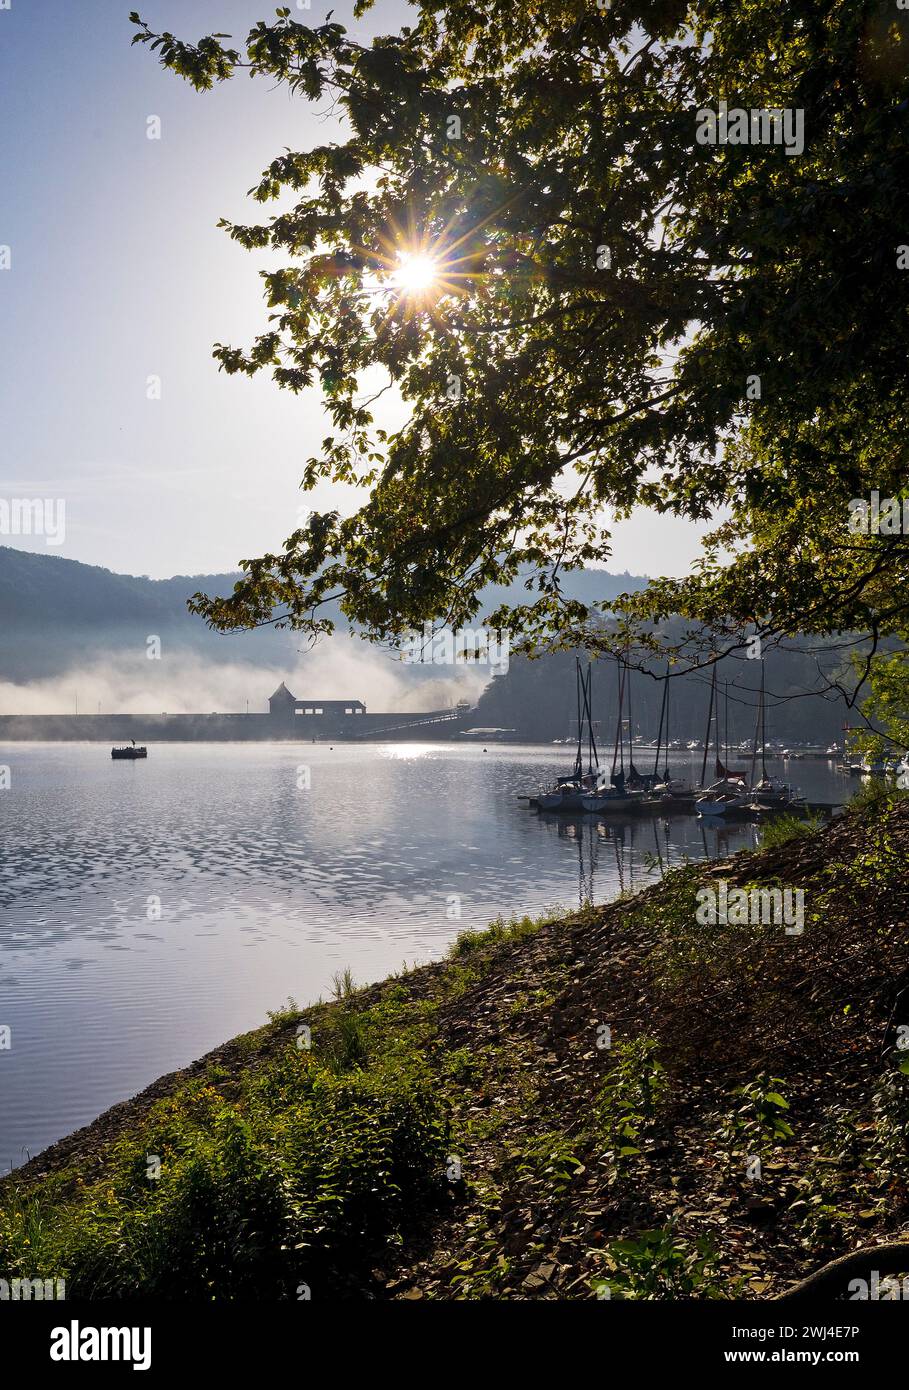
[391,252,440,294]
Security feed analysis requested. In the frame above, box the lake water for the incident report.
[0,742,849,1172]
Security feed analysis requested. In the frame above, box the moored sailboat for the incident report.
[537,659,602,810]
[694,668,750,817]
[639,668,697,812]
[581,656,648,815]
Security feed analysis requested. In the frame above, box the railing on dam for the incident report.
[347,709,464,738]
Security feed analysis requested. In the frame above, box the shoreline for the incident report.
[3,788,908,1299]
[3,958,451,1192]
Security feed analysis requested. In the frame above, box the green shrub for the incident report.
[591,1225,724,1299]
[323,1009,370,1072]
[0,1016,449,1299]
[330,968,357,1001]
[845,814,907,892]
[756,813,823,850]
[871,1052,909,1186]
[721,1073,793,1156]
[848,780,908,815]
[593,1037,668,1167]
[516,1131,584,1194]
[448,906,561,958]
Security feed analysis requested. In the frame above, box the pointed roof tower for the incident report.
[268,682,297,715]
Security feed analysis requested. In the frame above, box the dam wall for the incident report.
[0,710,467,742]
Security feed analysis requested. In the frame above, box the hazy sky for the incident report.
[1,0,709,580]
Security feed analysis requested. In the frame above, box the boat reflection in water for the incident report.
[544,810,764,908]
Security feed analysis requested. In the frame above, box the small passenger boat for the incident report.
[111,741,147,760]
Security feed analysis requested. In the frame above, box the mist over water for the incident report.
[0,742,848,1172]
[0,633,489,716]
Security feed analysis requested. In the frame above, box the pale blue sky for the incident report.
[0,0,708,579]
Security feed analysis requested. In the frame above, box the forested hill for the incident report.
[0,548,851,741]
[473,644,851,746]
[0,546,649,684]
[0,546,296,679]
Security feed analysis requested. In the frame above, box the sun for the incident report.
[391,252,440,294]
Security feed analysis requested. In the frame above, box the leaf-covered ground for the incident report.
[3,790,909,1299]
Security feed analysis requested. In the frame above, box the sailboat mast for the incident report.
[585,664,591,773]
[612,657,626,776]
[700,665,716,790]
[653,673,668,780]
[627,660,635,770]
[760,663,768,780]
[574,658,583,781]
[749,671,761,787]
[585,663,599,774]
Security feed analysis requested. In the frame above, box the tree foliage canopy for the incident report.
[131,1,909,688]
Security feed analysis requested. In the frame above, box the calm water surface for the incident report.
[0,741,849,1171]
